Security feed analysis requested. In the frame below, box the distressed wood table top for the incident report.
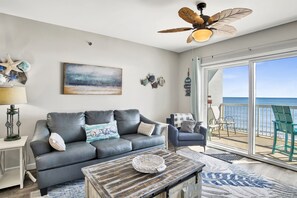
[82,149,205,198]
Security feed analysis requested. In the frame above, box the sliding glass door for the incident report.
[207,65,249,152]
[254,56,297,167]
[205,54,297,170]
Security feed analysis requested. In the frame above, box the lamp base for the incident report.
[4,134,21,141]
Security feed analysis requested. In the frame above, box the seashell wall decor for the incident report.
[140,73,165,89]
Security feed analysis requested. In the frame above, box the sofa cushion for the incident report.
[114,109,140,135]
[36,141,96,171]
[178,132,204,141]
[91,138,132,158]
[47,112,86,143]
[84,121,120,143]
[85,110,114,125]
[121,134,164,150]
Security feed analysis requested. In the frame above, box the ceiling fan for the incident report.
[158,2,252,43]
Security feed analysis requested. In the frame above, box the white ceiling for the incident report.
[0,0,297,53]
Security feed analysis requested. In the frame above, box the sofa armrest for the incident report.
[199,126,207,146]
[168,124,179,147]
[30,120,52,157]
[140,114,161,135]
[154,122,169,149]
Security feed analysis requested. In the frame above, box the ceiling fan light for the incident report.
[192,29,213,42]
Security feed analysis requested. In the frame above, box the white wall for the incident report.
[178,21,297,115]
[208,69,223,107]
[0,14,179,166]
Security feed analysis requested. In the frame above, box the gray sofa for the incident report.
[30,109,165,196]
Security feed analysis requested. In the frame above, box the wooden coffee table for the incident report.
[82,149,205,198]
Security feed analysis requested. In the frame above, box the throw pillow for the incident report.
[194,121,202,133]
[137,122,155,136]
[49,133,66,151]
[180,120,196,133]
[83,121,120,143]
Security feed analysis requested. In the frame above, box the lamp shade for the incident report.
[0,86,27,105]
[192,29,213,42]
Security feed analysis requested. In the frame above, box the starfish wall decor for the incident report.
[0,55,31,85]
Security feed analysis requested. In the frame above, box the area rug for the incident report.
[31,148,297,198]
[178,148,297,198]
[30,179,84,198]
[202,153,244,164]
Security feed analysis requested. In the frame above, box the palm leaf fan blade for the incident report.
[178,7,204,24]
[212,25,237,36]
[158,27,192,33]
[211,8,252,25]
[186,33,193,43]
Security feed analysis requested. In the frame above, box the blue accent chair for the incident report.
[166,113,207,152]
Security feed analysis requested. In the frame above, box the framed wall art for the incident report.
[63,63,122,95]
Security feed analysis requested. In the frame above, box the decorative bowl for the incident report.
[132,154,166,173]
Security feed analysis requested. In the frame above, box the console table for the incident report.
[0,136,28,189]
[82,149,205,198]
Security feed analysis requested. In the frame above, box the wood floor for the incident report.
[210,129,297,165]
[0,170,38,198]
[0,146,296,198]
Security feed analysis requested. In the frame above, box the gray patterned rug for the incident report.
[202,153,244,164]
[31,148,297,198]
[30,179,84,198]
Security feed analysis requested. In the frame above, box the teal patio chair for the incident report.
[271,105,297,161]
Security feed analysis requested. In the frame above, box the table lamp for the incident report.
[0,86,27,141]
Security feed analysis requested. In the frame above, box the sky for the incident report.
[223,56,297,98]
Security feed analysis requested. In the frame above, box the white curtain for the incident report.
[191,57,202,121]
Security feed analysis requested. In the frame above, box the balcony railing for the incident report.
[221,103,297,138]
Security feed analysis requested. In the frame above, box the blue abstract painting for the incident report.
[63,63,122,95]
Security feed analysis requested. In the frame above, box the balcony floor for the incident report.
[209,129,297,166]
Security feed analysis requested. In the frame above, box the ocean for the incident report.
[223,97,297,106]
[221,97,297,136]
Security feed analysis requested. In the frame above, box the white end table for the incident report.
[0,136,28,189]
